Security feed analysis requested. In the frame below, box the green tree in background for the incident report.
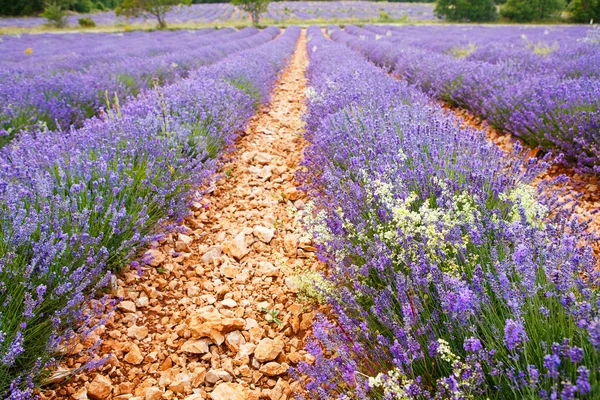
[0,0,119,16]
[435,0,498,21]
[501,0,565,21]
[568,0,600,21]
[231,0,270,24]
[42,0,73,27]
[116,0,191,28]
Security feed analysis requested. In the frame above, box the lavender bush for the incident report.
[332,25,600,174]
[296,26,599,399]
[0,26,279,145]
[0,26,300,398]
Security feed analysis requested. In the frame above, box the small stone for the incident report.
[124,343,144,365]
[221,298,237,308]
[254,152,274,165]
[259,362,288,376]
[210,383,246,400]
[253,226,275,243]
[127,325,149,340]
[175,240,191,253]
[258,261,279,277]
[136,296,149,308]
[220,263,240,279]
[287,352,303,364]
[248,165,272,180]
[254,338,284,362]
[180,338,210,354]
[283,234,299,255]
[223,232,250,261]
[145,387,163,400]
[118,301,137,313]
[186,311,245,345]
[73,387,88,400]
[178,233,193,244]
[87,375,112,400]
[225,330,246,352]
[204,369,221,384]
[169,376,191,394]
[187,285,201,297]
[144,249,165,267]
[284,187,299,201]
[238,343,256,360]
[202,246,222,264]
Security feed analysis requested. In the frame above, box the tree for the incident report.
[116,0,191,28]
[500,0,565,21]
[435,0,498,21]
[568,0,600,22]
[231,0,270,25]
[42,0,74,27]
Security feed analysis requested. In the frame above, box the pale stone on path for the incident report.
[259,362,289,376]
[87,375,112,400]
[220,262,239,279]
[186,311,244,345]
[223,232,250,260]
[144,387,163,400]
[73,387,88,400]
[144,249,165,267]
[202,246,222,264]
[127,325,149,340]
[254,152,274,165]
[118,300,136,313]
[254,338,284,362]
[180,338,210,354]
[124,343,144,365]
[253,226,275,243]
[210,383,246,400]
[284,187,300,201]
[225,330,246,352]
[221,298,237,308]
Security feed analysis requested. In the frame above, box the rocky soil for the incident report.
[42,31,322,400]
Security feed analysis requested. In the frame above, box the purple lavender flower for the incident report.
[544,353,561,379]
[504,319,528,351]
[464,337,482,353]
[576,366,591,395]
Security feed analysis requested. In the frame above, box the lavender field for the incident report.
[1,21,599,400]
[0,1,435,29]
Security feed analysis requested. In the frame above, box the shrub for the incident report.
[41,1,69,27]
[73,0,93,12]
[501,0,566,21]
[568,0,600,22]
[435,0,498,21]
[78,16,96,26]
[378,10,392,21]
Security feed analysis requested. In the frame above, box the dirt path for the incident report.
[44,30,318,400]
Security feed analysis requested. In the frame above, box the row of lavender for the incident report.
[1,28,220,72]
[0,1,435,28]
[264,1,434,21]
[332,25,600,174]
[0,26,300,398]
[0,27,273,145]
[0,3,238,28]
[296,26,599,399]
